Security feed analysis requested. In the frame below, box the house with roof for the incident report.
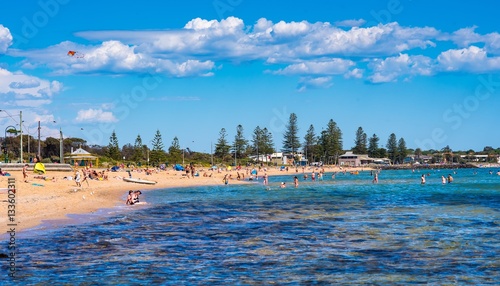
[338,151,374,166]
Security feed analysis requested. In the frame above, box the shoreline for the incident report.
[3,165,353,234]
[1,164,497,236]
[0,168,241,234]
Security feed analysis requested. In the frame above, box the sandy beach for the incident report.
[1,165,365,233]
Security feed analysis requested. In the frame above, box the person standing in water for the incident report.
[294,176,299,188]
[441,175,446,184]
[421,174,426,184]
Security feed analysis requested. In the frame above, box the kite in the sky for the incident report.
[67,50,85,58]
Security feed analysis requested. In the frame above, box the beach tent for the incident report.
[174,164,184,171]
[111,166,120,172]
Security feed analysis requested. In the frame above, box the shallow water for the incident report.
[2,168,500,284]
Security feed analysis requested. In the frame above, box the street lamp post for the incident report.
[0,110,22,162]
[24,125,36,156]
[4,125,17,163]
[53,121,64,164]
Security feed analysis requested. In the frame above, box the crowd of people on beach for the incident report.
[73,167,109,187]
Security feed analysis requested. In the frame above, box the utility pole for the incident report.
[20,111,23,162]
[59,127,64,163]
[210,141,213,166]
[37,121,41,157]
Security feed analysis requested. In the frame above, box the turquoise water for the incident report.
[2,168,500,284]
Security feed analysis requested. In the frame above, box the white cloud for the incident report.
[344,68,364,79]
[9,17,500,85]
[448,27,500,55]
[335,19,366,27]
[12,40,216,77]
[0,24,12,53]
[73,18,440,62]
[272,20,311,38]
[437,46,500,72]
[184,16,244,33]
[448,26,483,47]
[76,108,118,123]
[9,78,40,89]
[0,68,63,100]
[275,59,355,76]
[297,76,333,92]
[369,54,434,83]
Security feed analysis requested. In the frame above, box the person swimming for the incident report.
[126,190,134,205]
[133,191,142,204]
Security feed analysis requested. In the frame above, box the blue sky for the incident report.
[1,0,500,153]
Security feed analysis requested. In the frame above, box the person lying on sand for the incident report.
[33,175,56,182]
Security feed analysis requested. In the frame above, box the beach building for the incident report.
[64,147,99,167]
[248,152,306,166]
[249,153,287,165]
[338,151,374,166]
[460,154,500,163]
[373,158,391,165]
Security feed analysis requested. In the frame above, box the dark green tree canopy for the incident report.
[168,136,182,164]
[107,130,121,160]
[150,129,166,165]
[232,124,248,159]
[320,119,342,164]
[303,124,318,162]
[368,133,380,158]
[282,113,301,154]
[386,133,398,164]
[214,128,230,161]
[352,127,367,155]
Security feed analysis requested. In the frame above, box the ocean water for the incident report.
[2,168,500,284]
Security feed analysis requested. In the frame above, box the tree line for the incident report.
[2,113,499,165]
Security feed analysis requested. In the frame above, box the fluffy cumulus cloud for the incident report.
[437,46,500,72]
[72,18,440,62]
[76,108,117,123]
[369,54,434,83]
[8,17,500,89]
[0,24,12,53]
[11,40,216,77]
[448,26,500,54]
[0,68,63,102]
[344,68,364,79]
